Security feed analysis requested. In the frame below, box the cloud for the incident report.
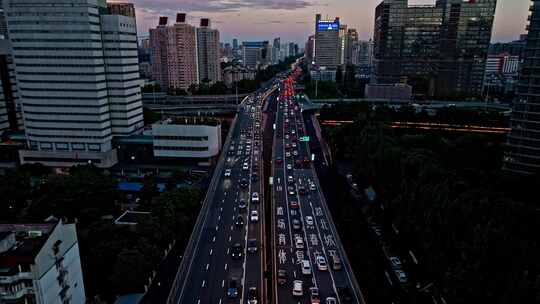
[129,0,313,14]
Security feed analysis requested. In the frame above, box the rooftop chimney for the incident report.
[200,18,210,27]
[158,16,168,26]
[176,13,186,23]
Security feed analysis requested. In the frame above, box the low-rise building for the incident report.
[0,219,86,304]
[222,65,256,87]
[152,118,221,161]
[365,83,412,101]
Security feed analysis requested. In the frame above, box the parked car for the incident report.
[250,210,259,222]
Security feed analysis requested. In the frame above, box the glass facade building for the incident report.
[373,0,497,98]
[504,0,540,175]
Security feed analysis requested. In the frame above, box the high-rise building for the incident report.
[314,14,340,69]
[373,0,497,97]
[197,18,221,84]
[0,219,86,304]
[337,24,348,65]
[504,0,540,175]
[5,0,144,168]
[233,38,239,50]
[0,39,21,133]
[305,35,315,62]
[0,9,7,39]
[107,2,135,18]
[242,41,270,69]
[150,13,199,91]
[358,40,374,67]
[345,29,358,65]
[272,37,281,64]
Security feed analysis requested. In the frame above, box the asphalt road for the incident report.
[176,92,267,304]
[271,80,365,304]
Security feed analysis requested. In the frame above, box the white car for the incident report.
[305,216,314,226]
[250,210,259,222]
[224,169,231,177]
[251,192,259,203]
[292,280,303,297]
[287,164,292,170]
[301,260,312,276]
[243,162,249,170]
[316,255,328,271]
[285,152,291,158]
[295,236,304,249]
[325,297,337,304]
[293,150,298,156]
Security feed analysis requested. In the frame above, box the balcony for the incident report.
[0,272,32,284]
[0,286,35,300]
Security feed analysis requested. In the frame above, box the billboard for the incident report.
[317,21,339,32]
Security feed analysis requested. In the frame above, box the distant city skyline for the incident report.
[115,0,529,44]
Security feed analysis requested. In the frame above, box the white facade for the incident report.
[152,120,221,159]
[4,0,143,167]
[0,220,86,304]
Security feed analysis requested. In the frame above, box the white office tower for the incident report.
[197,18,221,84]
[4,0,143,168]
[0,220,86,304]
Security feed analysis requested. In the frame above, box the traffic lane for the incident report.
[183,113,248,303]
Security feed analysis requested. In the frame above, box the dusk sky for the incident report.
[125,0,529,45]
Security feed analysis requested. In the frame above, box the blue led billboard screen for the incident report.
[317,21,339,31]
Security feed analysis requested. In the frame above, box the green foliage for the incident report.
[323,105,540,303]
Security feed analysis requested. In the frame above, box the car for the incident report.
[243,162,249,170]
[298,186,307,195]
[292,280,303,297]
[287,175,294,184]
[310,287,320,304]
[251,192,259,203]
[337,286,353,303]
[250,210,259,222]
[285,152,291,158]
[394,269,408,283]
[227,279,238,298]
[309,183,317,191]
[285,135,290,140]
[295,237,304,250]
[277,269,287,285]
[289,200,299,209]
[238,199,247,212]
[305,216,314,226]
[331,254,342,270]
[247,287,258,304]
[251,173,258,181]
[287,163,292,170]
[288,186,296,195]
[325,297,337,304]
[247,239,258,253]
[293,150,298,156]
[276,157,283,164]
[292,142,297,148]
[240,178,249,188]
[389,256,402,269]
[316,255,328,271]
[292,219,302,230]
[235,215,244,228]
[301,260,312,276]
[224,169,232,177]
[231,243,243,260]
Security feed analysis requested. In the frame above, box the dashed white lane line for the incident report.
[227,248,230,254]
[222,280,225,288]
[212,236,216,243]
[209,249,213,255]
[218,215,221,221]
[201,280,206,287]
[224,263,228,270]
[206,263,209,270]
[215,225,219,231]
[197,299,200,304]
[228,236,232,242]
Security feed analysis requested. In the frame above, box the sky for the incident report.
[121,0,530,45]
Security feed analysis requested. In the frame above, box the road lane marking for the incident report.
[229,236,232,242]
[206,263,209,270]
[212,236,216,243]
[210,249,213,256]
[215,225,219,231]
[222,280,225,288]
[201,280,206,287]
[225,263,228,270]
